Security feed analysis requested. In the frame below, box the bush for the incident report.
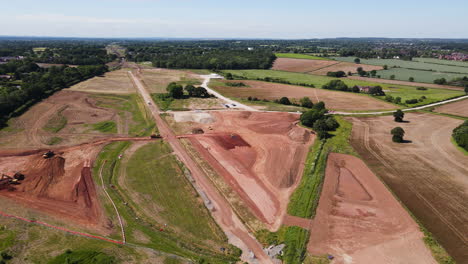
[299,97,313,108]
[385,95,394,102]
[417,87,428,90]
[322,79,348,91]
[278,97,291,105]
[166,82,184,99]
[326,71,346,78]
[393,109,404,122]
[452,120,468,151]
[300,109,325,128]
[368,86,385,96]
[405,99,418,104]
[434,78,447,85]
[351,85,360,93]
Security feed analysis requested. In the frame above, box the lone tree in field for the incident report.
[409,77,415,82]
[391,127,405,143]
[383,65,388,70]
[354,58,361,64]
[464,85,468,94]
[390,75,396,80]
[393,109,404,122]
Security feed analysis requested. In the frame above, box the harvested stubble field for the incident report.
[434,98,468,117]
[211,80,396,111]
[348,113,468,263]
[174,111,314,230]
[140,68,202,93]
[69,69,136,94]
[308,153,436,264]
[272,58,382,75]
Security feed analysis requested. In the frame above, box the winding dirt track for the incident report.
[129,70,273,263]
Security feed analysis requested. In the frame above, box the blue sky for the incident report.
[1,0,467,38]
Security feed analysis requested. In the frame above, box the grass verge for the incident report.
[275,53,330,60]
[42,106,68,133]
[91,121,117,133]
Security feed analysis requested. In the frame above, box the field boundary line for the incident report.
[304,61,341,74]
[99,160,126,244]
[0,210,124,245]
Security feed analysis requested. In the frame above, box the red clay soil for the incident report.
[434,98,468,117]
[0,139,145,234]
[308,153,436,264]
[182,111,314,230]
[272,58,338,73]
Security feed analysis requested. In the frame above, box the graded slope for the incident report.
[308,153,436,264]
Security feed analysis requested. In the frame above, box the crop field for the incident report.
[333,57,468,83]
[272,58,382,75]
[221,70,464,107]
[348,113,467,263]
[275,53,330,60]
[210,80,396,111]
[433,99,468,117]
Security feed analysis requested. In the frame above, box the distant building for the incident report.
[357,86,373,93]
[438,53,468,61]
[0,75,11,79]
[0,56,24,63]
[247,47,254,51]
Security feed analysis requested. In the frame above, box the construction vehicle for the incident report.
[42,151,55,159]
[150,133,161,139]
[0,172,25,190]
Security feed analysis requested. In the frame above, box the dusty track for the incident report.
[349,113,468,262]
[129,70,274,263]
[308,153,436,264]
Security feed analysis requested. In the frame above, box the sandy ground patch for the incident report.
[308,153,436,264]
[434,98,468,117]
[68,69,136,94]
[178,111,314,230]
[348,113,468,263]
[214,80,397,111]
[172,112,216,124]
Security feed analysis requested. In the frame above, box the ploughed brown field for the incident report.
[348,113,468,263]
[213,80,397,111]
[308,153,436,264]
[434,99,468,117]
[177,111,314,229]
[272,58,382,75]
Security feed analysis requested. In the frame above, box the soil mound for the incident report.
[18,156,66,198]
[211,134,250,150]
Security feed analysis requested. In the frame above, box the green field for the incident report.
[92,141,240,263]
[222,70,464,107]
[333,57,468,83]
[275,53,330,60]
[42,107,68,133]
[93,94,156,136]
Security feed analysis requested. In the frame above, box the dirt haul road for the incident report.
[128,71,273,264]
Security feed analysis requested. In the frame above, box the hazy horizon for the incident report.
[1,0,468,39]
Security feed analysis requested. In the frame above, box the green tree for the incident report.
[166,82,184,99]
[185,84,196,97]
[464,85,468,94]
[391,127,405,143]
[370,70,377,77]
[299,97,313,108]
[409,77,415,82]
[393,109,404,122]
[354,58,361,64]
[394,97,402,104]
[383,65,388,70]
[325,117,339,131]
[225,73,233,80]
[385,95,394,102]
[300,109,325,128]
[313,101,326,111]
[352,85,360,93]
[390,75,396,80]
[278,97,291,105]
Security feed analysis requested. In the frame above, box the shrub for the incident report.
[434,78,447,85]
[368,86,385,96]
[278,97,291,105]
[452,120,468,151]
[393,109,404,122]
[299,97,313,108]
[385,95,394,102]
[405,99,418,104]
[322,79,348,91]
[417,87,428,90]
[326,71,346,78]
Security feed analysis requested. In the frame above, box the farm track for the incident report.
[129,70,273,263]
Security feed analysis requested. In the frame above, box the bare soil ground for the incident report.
[434,98,468,117]
[308,153,436,264]
[348,76,464,90]
[176,111,314,230]
[312,62,383,75]
[0,144,109,234]
[214,80,397,111]
[348,113,468,263]
[272,58,382,75]
[140,68,202,93]
[0,91,123,149]
[68,69,136,94]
